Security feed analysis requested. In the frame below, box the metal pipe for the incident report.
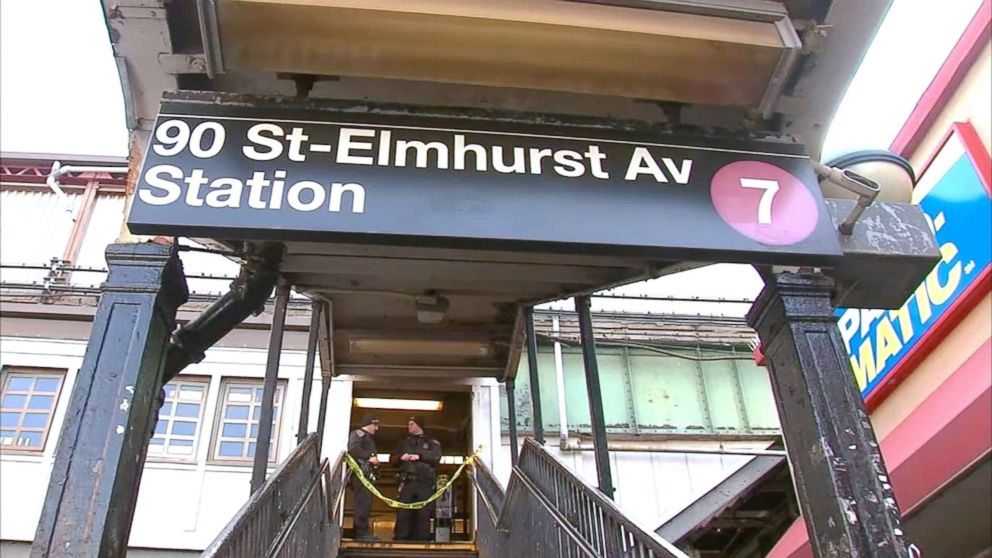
[296,301,321,444]
[506,378,519,466]
[164,245,282,382]
[591,294,754,304]
[524,308,545,445]
[46,161,128,218]
[575,295,614,499]
[552,315,569,449]
[562,439,786,456]
[251,282,291,493]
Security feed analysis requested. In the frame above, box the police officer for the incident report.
[393,415,442,541]
[348,413,380,540]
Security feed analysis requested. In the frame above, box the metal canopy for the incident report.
[127,91,854,384]
[284,240,652,380]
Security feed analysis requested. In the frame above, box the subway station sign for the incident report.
[129,98,842,265]
[838,123,992,403]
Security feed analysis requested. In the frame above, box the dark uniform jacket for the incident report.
[348,428,377,476]
[393,434,442,480]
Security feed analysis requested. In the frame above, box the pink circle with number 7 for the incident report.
[710,161,820,246]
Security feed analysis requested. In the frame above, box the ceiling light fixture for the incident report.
[354,397,444,411]
[348,338,490,357]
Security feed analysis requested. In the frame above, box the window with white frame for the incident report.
[148,378,209,460]
[212,380,285,463]
[0,368,65,451]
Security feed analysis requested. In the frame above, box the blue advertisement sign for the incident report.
[837,125,992,401]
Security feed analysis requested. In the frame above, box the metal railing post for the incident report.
[507,378,520,466]
[297,301,321,444]
[252,281,291,493]
[575,296,614,499]
[524,308,546,444]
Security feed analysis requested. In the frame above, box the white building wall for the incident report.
[0,335,351,551]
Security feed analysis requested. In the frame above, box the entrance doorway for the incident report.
[343,386,474,542]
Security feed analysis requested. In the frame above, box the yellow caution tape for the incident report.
[344,446,483,510]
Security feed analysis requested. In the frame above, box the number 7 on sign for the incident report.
[739,178,780,224]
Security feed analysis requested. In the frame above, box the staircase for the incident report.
[337,541,477,557]
[202,434,688,558]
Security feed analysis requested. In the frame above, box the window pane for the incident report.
[225,405,249,420]
[178,386,203,401]
[0,412,18,427]
[7,377,32,391]
[251,424,259,438]
[22,413,47,428]
[160,402,173,416]
[169,442,194,456]
[163,385,177,398]
[228,388,252,403]
[247,442,256,457]
[219,441,243,457]
[149,437,165,445]
[2,394,26,408]
[0,430,14,444]
[33,378,59,393]
[19,431,42,447]
[171,421,196,436]
[175,403,200,418]
[154,421,167,435]
[28,395,54,410]
[252,407,260,420]
[222,423,246,438]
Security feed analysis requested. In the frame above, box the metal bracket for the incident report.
[813,161,881,235]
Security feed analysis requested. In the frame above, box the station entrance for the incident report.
[342,387,475,543]
[29,92,940,558]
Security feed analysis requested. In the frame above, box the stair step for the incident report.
[337,541,477,557]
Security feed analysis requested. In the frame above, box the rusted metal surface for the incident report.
[31,243,188,558]
[747,272,908,557]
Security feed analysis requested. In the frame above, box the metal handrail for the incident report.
[266,457,331,556]
[469,458,505,524]
[470,439,688,558]
[517,438,687,557]
[201,434,343,558]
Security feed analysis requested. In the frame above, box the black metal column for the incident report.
[251,281,291,493]
[296,301,321,444]
[524,308,545,444]
[747,272,906,558]
[506,379,520,466]
[32,243,188,558]
[575,295,614,499]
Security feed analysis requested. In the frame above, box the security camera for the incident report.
[818,150,916,204]
[815,150,916,234]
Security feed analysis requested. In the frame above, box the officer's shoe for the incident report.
[355,533,380,541]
